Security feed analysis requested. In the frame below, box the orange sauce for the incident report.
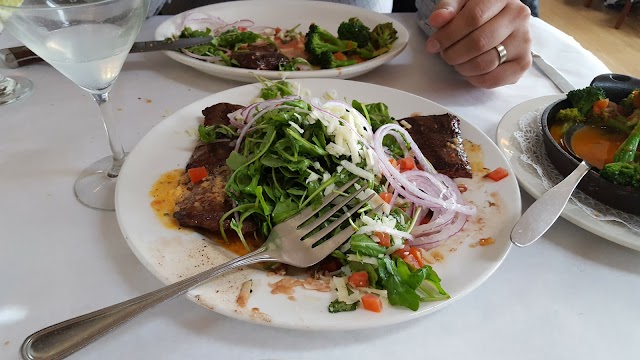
[570,126,627,169]
[150,169,185,229]
[549,124,567,149]
[211,233,263,256]
[150,169,264,256]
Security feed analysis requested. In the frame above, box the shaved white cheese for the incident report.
[356,190,391,214]
[386,237,405,255]
[323,183,336,196]
[340,160,374,181]
[306,170,320,183]
[333,276,359,304]
[357,287,388,297]
[400,120,412,129]
[313,162,323,171]
[346,253,379,266]
[341,265,352,276]
[288,121,304,134]
[326,143,347,156]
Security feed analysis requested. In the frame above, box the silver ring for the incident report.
[496,44,507,65]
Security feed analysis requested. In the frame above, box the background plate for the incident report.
[496,95,640,251]
[154,0,409,82]
[116,78,521,330]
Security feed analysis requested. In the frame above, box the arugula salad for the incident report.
[197,79,476,313]
[167,14,398,71]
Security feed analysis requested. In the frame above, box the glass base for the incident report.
[0,76,33,105]
[74,154,127,211]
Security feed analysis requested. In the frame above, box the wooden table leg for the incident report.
[615,0,633,29]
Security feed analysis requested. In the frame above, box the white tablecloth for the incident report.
[1,13,638,360]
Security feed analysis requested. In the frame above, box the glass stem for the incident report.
[92,91,125,178]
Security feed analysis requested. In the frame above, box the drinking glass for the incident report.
[0,0,149,210]
[0,22,32,105]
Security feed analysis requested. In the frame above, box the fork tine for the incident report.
[286,178,359,226]
[313,202,385,255]
[297,183,367,236]
[303,192,375,246]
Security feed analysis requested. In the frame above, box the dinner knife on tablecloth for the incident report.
[531,50,575,93]
[0,36,213,69]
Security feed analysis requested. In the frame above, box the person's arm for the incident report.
[425,0,532,88]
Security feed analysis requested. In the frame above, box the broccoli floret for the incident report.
[556,108,584,124]
[305,24,357,64]
[613,121,640,163]
[600,162,640,188]
[338,17,371,48]
[370,22,398,50]
[317,51,357,69]
[620,89,640,116]
[566,86,606,117]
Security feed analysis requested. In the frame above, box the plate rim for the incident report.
[152,0,410,82]
[116,78,521,330]
[495,95,640,251]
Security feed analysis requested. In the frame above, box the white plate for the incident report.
[496,95,640,251]
[154,0,409,82]
[116,78,521,330]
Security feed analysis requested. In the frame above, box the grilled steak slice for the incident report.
[402,114,472,179]
[173,103,256,233]
[231,43,290,70]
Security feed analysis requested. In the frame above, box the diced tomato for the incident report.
[274,27,282,34]
[361,294,383,313]
[409,247,425,268]
[388,158,398,169]
[348,271,369,288]
[398,157,416,172]
[486,167,509,182]
[402,254,422,270]
[375,231,391,247]
[593,98,609,115]
[393,243,410,258]
[379,192,393,204]
[238,26,248,32]
[333,52,347,61]
[187,166,208,184]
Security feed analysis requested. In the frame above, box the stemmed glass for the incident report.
[0,22,32,105]
[0,0,149,210]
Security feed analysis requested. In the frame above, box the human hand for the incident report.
[425,0,533,88]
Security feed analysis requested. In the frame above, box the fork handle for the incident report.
[21,247,275,360]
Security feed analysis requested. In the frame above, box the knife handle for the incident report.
[0,46,43,69]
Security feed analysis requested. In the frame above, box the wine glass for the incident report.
[0,0,149,210]
[0,22,32,105]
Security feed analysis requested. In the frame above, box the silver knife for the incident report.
[0,36,213,69]
[531,50,575,93]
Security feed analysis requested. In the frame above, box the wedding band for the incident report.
[496,44,507,65]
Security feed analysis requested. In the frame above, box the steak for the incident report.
[173,103,256,233]
[402,114,473,179]
[230,43,290,70]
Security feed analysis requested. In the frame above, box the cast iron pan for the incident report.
[540,73,640,215]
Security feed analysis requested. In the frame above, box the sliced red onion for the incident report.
[410,212,468,249]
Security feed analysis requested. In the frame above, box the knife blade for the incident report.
[531,50,575,93]
[0,36,213,69]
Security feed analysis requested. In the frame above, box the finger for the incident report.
[453,27,531,77]
[441,7,519,66]
[427,0,469,29]
[426,0,508,53]
[465,52,533,88]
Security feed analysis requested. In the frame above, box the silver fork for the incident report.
[21,178,373,360]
